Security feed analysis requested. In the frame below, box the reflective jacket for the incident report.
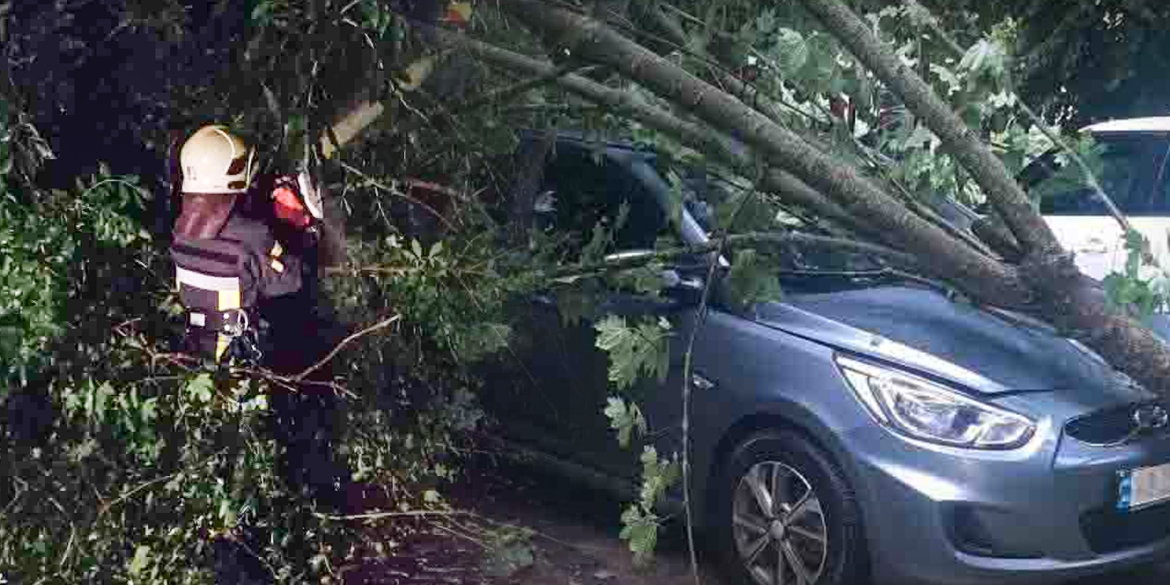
[171,212,305,361]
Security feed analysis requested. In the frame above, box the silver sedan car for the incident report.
[483,135,1170,585]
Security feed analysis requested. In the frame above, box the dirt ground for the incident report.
[342,457,1170,585]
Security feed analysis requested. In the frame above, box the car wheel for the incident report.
[711,430,867,585]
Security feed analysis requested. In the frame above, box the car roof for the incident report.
[1081,117,1170,134]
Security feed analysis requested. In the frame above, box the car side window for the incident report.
[1036,136,1163,216]
[536,148,667,256]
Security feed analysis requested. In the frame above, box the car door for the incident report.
[508,143,698,475]
[1034,133,1164,280]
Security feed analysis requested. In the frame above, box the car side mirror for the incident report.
[660,268,704,293]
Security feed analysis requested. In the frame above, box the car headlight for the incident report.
[835,356,1036,449]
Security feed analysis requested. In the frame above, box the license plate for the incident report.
[1118,463,1170,511]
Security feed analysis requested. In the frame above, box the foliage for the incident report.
[617,447,680,567]
[603,396,647,449]
[8,0,1170,578]
[594,315,673,391]
[1104,230,1170,320]
[1012,0,1170,125]
[726,249,785,310]
[0,0,529,576]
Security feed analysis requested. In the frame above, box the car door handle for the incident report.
[691,372,715,391]
[1076,237,1109,254]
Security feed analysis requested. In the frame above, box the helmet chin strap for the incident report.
[245,146,257,190]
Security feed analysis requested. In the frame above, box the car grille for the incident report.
[1080,503,1170,554]
[1064,401,1168,446]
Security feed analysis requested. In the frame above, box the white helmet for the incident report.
[179,125,256,194]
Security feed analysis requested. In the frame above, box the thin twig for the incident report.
[429,520,490,549]
[46,496,75,570]
[314,509,474,521]
[236,539,280,580]
[338,161,457,232]
[851,136,996,258]
[97,472,181,518]
[96,449,228,519]
[547,231,920,280]
[685,164,761,585]
[294,314,401,381]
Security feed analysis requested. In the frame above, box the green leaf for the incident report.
[128,544,151,576]
[903,124,936,151]
[959,39,1007,83]
[184,373,214,404]
[453,322,512,362]
[726,249,784,310]
[556,286,601,326]
[637,446,679,510]
[772,28,809,77]
[617,504,659,567]
[604,396,647,448]
[594,316,672,390]
[931,63,961,93]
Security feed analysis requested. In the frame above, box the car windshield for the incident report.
[683,172,907,292]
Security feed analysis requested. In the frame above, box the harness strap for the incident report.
[175,265,244,361]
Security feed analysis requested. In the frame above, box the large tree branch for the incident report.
[798,0,1170,396]
[430,28,867,236]
[795,0,1061,256]
[548,231,921,279]
[496,1,1031,307]
[647,4,996,260]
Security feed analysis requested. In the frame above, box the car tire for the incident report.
[711,430,867,585]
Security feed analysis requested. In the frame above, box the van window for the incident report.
[1036,135,1170,216]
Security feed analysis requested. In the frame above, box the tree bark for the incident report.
[499,0,1170,396]
[793,0,1170,395]
[646,4,994,260]
[795,0,1061,256]
[497,0,1031,306]
[431,29,867,237]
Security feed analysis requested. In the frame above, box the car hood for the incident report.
[755,286,1152,404]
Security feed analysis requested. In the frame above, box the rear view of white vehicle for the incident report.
[1027,117,1170,281]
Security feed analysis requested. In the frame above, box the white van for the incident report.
[1024,117,1170,281]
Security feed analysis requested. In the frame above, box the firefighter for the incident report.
[169,124,350,582]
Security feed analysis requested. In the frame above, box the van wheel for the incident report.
[711,430,867,585]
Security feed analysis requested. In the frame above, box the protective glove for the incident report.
[271,177,313,229]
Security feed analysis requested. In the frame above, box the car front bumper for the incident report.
[842,419,1170,585]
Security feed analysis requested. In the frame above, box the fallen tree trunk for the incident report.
[792,0,1170,394]
[495,0,1170,396]
[795,0,1061,255]
[431,28,871,236]
[497,0,1031,307]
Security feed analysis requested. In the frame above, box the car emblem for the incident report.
[1133,404,1170,431]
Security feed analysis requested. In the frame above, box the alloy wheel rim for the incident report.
[732,461,828,585]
